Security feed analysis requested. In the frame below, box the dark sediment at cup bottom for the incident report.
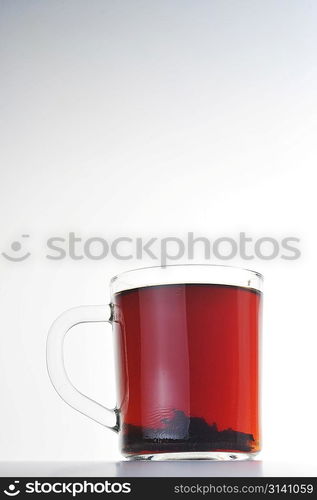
[121,410,256,454]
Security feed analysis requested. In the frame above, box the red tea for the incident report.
[113,283,261,456]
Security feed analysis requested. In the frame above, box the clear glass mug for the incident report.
[47,264,263,460]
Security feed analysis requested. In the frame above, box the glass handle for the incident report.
[46,305,119,432]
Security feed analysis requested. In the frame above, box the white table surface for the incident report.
[0,461,316,477]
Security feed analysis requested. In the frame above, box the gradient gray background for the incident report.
[0,0,316,470]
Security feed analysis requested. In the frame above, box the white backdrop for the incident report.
[0,0,316,469]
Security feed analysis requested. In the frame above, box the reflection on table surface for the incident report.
[0,460,316,477]
[115,459,263,477]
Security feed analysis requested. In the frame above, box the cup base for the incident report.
[125,451,258,461]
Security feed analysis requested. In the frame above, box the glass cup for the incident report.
[47,264,263,460]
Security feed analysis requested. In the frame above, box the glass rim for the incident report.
[110,264,263,294]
